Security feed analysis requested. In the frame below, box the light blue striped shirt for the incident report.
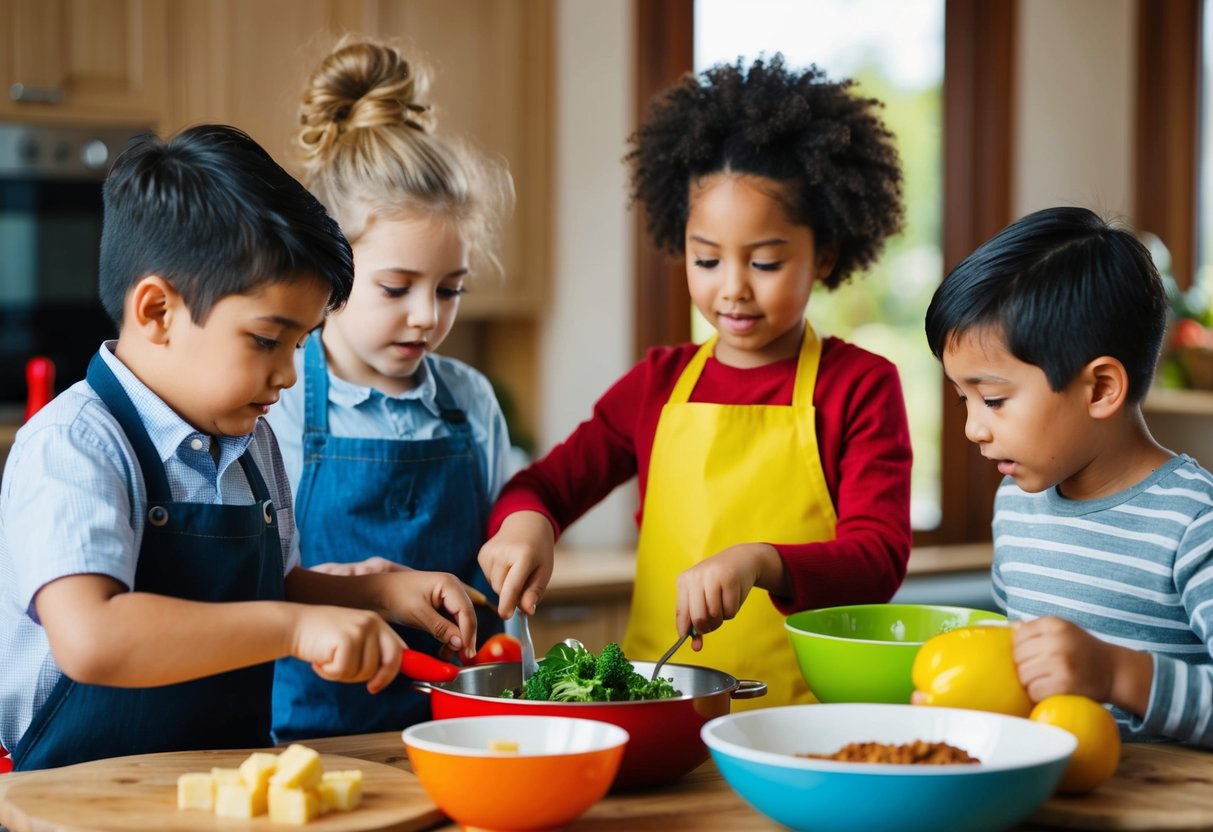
[265,348,512,508]
[992,454,1213,747]
[0,342,299,753]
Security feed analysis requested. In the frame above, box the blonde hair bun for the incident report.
[296,36,514,275]
[298,39,435,170]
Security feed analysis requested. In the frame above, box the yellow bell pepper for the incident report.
[911,625,1032,717]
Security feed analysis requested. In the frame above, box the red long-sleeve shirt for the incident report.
[489,337,912,612]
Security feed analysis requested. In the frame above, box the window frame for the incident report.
[632,0,1015,546]
[1134,0,1200,293]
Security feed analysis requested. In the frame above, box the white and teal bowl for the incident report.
[701,703,1075,832]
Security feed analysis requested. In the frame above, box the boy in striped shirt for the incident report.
[925,206,1213,746]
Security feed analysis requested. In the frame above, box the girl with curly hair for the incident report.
[267,37,514,739]
[479,55,911,707]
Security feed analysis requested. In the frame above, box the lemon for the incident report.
[911,625,1032,717]
[1029,694,1121,793]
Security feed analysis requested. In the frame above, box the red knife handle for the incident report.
[25,356,55,423]
[400,649,460,682]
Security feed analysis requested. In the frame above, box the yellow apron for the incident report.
[623,324,836,708]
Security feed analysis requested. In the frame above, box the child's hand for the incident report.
[1013,616,1152,715]
[477,511,556,618]
[311,557,409,576]
[291,605,405,694]
[676,543,781,650]
[381,570,479,662]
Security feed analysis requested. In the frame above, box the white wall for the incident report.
[539,0,637,548]
[1014,0,1136,221]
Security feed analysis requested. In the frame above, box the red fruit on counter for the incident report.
[466,633,524,665]
[1173,318,1211,350]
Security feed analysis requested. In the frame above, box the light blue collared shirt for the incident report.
[0,342,299,752]
[266,348,513,507]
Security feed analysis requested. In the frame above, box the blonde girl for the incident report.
[268,38,514,740]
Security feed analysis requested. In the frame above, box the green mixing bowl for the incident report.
[784,604,1006,704]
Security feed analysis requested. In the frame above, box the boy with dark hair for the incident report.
[0,125,477,770]
[925,205,1213,747]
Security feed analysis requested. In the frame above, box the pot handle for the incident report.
[410,680,436,695]
[731,679,767,699]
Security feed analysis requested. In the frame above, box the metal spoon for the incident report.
[650,629,693,681]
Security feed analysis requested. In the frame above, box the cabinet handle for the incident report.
[10,84,65,104]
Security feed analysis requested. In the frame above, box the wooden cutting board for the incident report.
[1030,742,1213,830]
[0,749,445,832]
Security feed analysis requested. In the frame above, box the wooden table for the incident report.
[5,727,1210,831]
[307,730,1213,831]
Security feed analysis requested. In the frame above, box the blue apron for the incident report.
[14,353,283,770]
[271,334,500,740]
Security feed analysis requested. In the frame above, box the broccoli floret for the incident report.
[594,642,634,690]
[523,670,553,701]
[621,670,680,701]
[503,641,680,702]
[574,649,597,680]
[550,676,607,702]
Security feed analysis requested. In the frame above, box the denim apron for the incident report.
[13,353,283,770]
[271,334,499,741]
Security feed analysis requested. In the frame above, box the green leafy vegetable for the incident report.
[499,641,681,702]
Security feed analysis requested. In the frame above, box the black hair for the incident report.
[627,54,904,288]
[99,124,353,325]
[924,206,1167,402]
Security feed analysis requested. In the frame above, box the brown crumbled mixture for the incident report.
[799,740,979,765]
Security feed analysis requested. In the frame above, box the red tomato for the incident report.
[467,633,523,665]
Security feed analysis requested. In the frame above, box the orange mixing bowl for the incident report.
[402,715,628,831]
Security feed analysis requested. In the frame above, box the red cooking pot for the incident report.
[412,661,765,789]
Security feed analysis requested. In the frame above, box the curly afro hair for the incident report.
[628,54,904,289]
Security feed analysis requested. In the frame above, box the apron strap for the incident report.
[667,321,822,408]
[429,358,472,434]
[791,323,822,410]
[236,452,272,505]
[86,352,172,503]
[303,331,330,435]
[667,338,716,405]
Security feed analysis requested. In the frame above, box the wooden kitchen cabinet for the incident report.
[368,0,552,319]
[0,0,169,125]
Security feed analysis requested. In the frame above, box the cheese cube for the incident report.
[215,780,264,819]
[270,744,323,789]
[211,767,242,786]
[239,751,279,796]
[489,739,520,752]
[269,783,322,825]
[318,770,363,812]
[176,772,214,810]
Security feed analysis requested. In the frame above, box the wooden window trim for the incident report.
[1135,0,1201,292]
[632,0,1015,546]
[634,0,694,359]
[931,0,1016,546]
